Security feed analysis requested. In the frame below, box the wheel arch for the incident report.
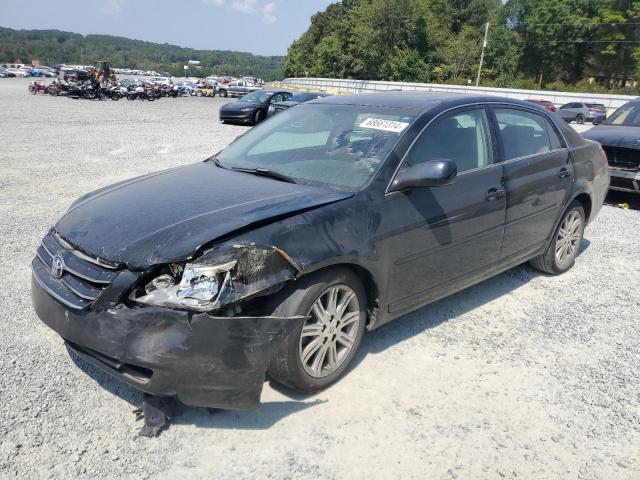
[298,262,381,329]
[572,192,593,223]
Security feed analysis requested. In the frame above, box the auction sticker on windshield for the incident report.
[359,118,410,133]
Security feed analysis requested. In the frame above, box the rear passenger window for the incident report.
[546,120,564,150]
[494,109,553,160]
[407,109,492,174]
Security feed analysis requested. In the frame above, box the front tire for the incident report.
[267,268,367,393]
[530,201,585,275]
[253,109,265,125]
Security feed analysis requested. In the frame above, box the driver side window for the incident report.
[407,108,493,174]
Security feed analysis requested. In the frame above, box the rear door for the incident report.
[385,107,506,313]
[490,106,574,260]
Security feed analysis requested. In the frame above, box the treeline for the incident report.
[285,0,640,93]
[0,27,284,80]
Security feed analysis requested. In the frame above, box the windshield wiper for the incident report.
[207,155,228,169]
[230,167,297,184]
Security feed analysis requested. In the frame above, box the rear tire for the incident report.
[576,114,585,125]
[219,89,227,98]
[530,201,585,275]
[267,268,367,393]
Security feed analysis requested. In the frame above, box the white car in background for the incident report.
[149,77,172,86]
[7,68,29,77]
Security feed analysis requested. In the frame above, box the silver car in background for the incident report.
[559,102,607,125]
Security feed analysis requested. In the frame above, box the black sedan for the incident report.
[583,100,640,193]
[32,94,609,422]
[267,91,330,117]
[219,90,292,125]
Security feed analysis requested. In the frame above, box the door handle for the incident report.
[559,168,572,179]
[485,187,505,201]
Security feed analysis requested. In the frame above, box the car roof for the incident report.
[309,92,541,112]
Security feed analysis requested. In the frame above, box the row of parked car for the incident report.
[0,63,60,78]
[526,99,608,125]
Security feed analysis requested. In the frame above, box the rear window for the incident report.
[587,104,605,110]
[495,109,554,160]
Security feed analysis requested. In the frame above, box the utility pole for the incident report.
[476,22,490,87]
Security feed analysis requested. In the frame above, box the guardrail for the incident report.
[275,77,637,113]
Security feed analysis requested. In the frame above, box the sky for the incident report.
[0,0,334,56]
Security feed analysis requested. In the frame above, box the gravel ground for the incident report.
[1,78,639,480]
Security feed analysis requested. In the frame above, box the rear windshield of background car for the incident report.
[587,104,606,110]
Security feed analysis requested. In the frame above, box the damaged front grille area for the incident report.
[603,146,640,171]
[32,232,120,310]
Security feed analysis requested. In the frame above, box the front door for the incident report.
[385,107,506,315]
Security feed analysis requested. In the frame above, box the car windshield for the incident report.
[239,91,271,103]
[291,93,320,102]
[605,103,640,127]
[215,104,418,191]
[587,103,606,110]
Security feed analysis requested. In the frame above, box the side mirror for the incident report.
[592,114,606,125]
[390,159,457,192]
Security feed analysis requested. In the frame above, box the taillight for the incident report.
[599,147,608,167]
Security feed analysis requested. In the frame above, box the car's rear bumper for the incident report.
[609,166,640,193]
[32,274,304,409]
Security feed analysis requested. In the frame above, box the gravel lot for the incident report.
[1,78,639,480]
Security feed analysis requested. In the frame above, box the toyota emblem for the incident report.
[51,256,65,279]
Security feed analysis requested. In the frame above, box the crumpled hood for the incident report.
[582,125,640,149]
[55,162,352,269]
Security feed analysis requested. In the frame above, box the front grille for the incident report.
[32,232,120,310]
[603,146,640,170]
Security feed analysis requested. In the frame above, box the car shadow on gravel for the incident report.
[353,239,591,363]
[175,400,328,430]
[271,239,591,399]
[606,190,640,210]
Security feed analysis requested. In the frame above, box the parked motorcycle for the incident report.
[28,81,48,95]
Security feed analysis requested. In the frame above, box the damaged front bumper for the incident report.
[32,275,304,409]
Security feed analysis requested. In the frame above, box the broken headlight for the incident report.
[133,260,237,311]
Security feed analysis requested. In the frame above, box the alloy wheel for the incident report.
[298,285,360,378]
[555,210,582,268]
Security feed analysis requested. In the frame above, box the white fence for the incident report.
[276,77,637,113]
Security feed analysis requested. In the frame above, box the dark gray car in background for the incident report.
[219,90,292,125]
[583,99,640,193]
[32,93,609,415]
[559,102,607,124]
